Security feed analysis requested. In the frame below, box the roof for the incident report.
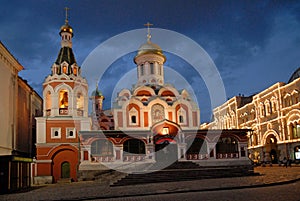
[55,46,76,65]
[134,40,166,63]
[288,67,300,83]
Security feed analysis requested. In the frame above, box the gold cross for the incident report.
[64,7,70,24]
[144,22,153,42]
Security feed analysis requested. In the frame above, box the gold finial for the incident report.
[144,22,153,42]
[64,7,70,24]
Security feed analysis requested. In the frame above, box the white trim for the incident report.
[66,127,76,139]
[51,127,61,139]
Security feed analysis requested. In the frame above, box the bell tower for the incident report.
[35,8,90,184]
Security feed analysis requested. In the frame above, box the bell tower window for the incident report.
[73,67,77,75]
[63,65,67,74]
[59,90,69,108]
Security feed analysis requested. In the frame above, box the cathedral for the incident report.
[34,14,251,184]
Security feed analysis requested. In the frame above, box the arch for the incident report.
[118,88,132,98]
[133,86,155,96]
[47,144,78,159]
[158,86,180,97]
[127,103,140,126]
[48,145,79,182]
[286,109,300,124]
[161,90,175,97]
[54,83,73,93]
[151,119,182,136]
[181,89,191,100]
[261,130,280,146]
[136,90,152,96]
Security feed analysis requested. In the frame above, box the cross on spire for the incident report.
[64,7,70,24]
[144,22,153,42]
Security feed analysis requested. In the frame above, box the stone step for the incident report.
[111,163,255,186]
[57,178,72,183]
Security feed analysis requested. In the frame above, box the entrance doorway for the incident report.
[61,162,70,178]
[155,139,178,163]
[265,134,278,163]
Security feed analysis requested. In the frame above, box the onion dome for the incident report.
[91,86,104,98]
[59,23,74,36]
[134,40,166,64]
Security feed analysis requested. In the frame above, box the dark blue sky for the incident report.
[1,0,300,122]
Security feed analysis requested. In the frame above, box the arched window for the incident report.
[140,64,144,76]
[123,139,145,154]
[91,139,114,156]
[158,65,162,75]
[59,90,68,108]
[177,108,186,124]
[150,63,154,74]
[76,92,84,110]
[73,67,77,76]
[46,91,51,110]
[62,65,67,74]
[129,107,139,125]
[292,124,300,139]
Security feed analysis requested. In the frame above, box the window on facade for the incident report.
[123,139,145,154]
[129,107,138,125]
[91,140,113,156]
[51,128,61,139]
[66,128,76,138]
[271,99,277,112]
[140,64,144,76]
[179,115,184,123]
[131,115,136,124]
[293,125,300,139]
[59,90,68,108]
[150,63,154,74]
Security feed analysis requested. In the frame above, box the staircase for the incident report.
[111,161,255,186]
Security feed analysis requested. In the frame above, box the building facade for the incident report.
[34,16,252,183]
[78,27,251,176]
[0,41,42,193]
[201,69,300,164]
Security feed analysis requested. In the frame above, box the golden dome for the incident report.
[134,40,166,62]
[59,23,73,36]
